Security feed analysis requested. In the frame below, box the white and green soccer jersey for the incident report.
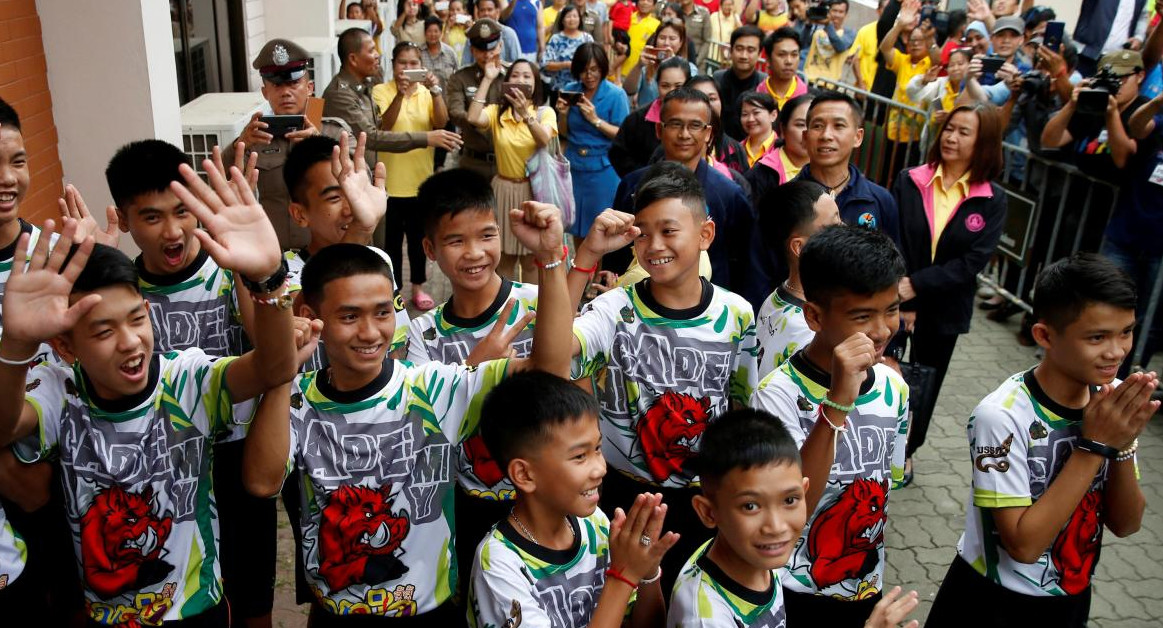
[0,501,28,592]
[668,539,786,628]
[15,350,253,625]
[469,509,623,628]
[755,285,814,380]
[0,220,56,363]
[572,279,759,488]
[286,247,410,373]
[751,353,908,600]
[957,370,1128,597]
[406,278,537,499]
[137,248,247,357]
[285,358,508,617]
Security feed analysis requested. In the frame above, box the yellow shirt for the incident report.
[485,104,560,179]
[929,164,970,259]
[779,148,802,181]
[885,49,931,142]
[803,27,852,82]
[853,21,879,90]
[745,132,777,168]
[625,13,661,76]
[756,10,788,33]
[371,81,435,197]
[544,5,560,30]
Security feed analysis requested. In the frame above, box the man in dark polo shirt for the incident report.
[447,19,509,177]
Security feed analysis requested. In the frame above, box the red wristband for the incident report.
[534,244,569,269]
[572,259,598,274]
[605,567,638,589]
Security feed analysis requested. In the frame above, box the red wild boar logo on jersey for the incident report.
[319,485,410,592]
[80,485,174,599]
[1051,490,1102,595]
[463,433,505,488]
[636,391,711,482]
[807,479,887,588]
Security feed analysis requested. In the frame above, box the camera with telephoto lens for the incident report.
[1076,65,1124,116]
[806,0,833,23]
[1019,70,1051,97]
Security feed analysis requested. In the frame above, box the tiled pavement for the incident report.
[271,263,1163,626]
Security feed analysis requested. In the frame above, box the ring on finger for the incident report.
[639,534,652,547]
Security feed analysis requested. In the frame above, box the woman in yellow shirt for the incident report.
[466,59,558,281]
[739,90,778,167]
[442,0,470,59]
[708,0,742,68]
[372,41,449,310]
[743,0,788,33]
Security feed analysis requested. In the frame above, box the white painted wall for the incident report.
[35,0,180,256]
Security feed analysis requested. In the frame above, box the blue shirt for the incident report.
[797,163,900,245]
[563,79,630,154]
[505,0,541,54]
[613,159,757,299]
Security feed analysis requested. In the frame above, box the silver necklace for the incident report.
[510,510,574,546]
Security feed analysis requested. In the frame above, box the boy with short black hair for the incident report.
[670,408,919,628]
[926,253,1153,627]
[755,179,841,379]
[105,138,285,626]
[750,225,909,625]
[282,132,406,363]
[241,198,574,624]
[569,161,759,592]
[406,167,539,601]
[469,370,677,628]
[0,162,298,625]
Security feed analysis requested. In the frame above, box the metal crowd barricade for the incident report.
[808,78,934,187]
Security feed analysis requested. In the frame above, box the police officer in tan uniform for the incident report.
[446,19,508,177]
[323,28,462,170]
[239,38,351,250]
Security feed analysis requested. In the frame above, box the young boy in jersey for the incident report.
[671,408,919,628]
[926,254,1153,627]
[405,167,539,602]
[469,370,678,628]
[241,201,573,624]
[750,225,909,625]
[0,160,297,625]
[755,180,842,379]
[105,139,281,627]
[283,133,407,365]
[567,161,759,592]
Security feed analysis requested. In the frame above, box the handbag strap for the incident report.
[539,106,565,158]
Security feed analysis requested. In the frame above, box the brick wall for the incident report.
[0,0,63,224]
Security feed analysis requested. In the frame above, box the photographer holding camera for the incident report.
[802,0,855,82]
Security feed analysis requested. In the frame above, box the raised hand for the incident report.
[58,184,120,248]
[169,161,281,282]
[582,210,638,256]
[828,332,876,410]
[0,219,100,346]
[864,586,919,628]
[210,142,259,192]
[332,132,387,234]
[292,316,324,368]
[509,201,564,261]
[464,299,537,366]
[1082,372,1159,449]
[608,493,680,583]
[897,0,920,26]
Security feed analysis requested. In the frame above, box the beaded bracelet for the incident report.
[820,396,856,414]
[534,244,569,270]
[1115,438,1139,463]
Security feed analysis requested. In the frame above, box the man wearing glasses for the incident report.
[609,87,758,299]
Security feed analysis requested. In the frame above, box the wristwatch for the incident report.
[430,85,443,96]
[240,259,289,295]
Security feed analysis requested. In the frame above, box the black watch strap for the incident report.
[241,259,289,294]
[1074,438,1119,459]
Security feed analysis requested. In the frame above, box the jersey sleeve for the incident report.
[411,359,510,444]
[667,566,712,628]
[469,538,553,628]
[404,313,434,366]
[969,401,1031,509]
[13,362,70,462]
[570,292,622,379]
[285,251,306,294]
[750,372,808,447]
[730,304,760,407]
[889,371,910,484]
[168,349,244,436]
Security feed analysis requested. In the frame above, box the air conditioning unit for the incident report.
[291,36,341,97]
[180,92,268,176]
